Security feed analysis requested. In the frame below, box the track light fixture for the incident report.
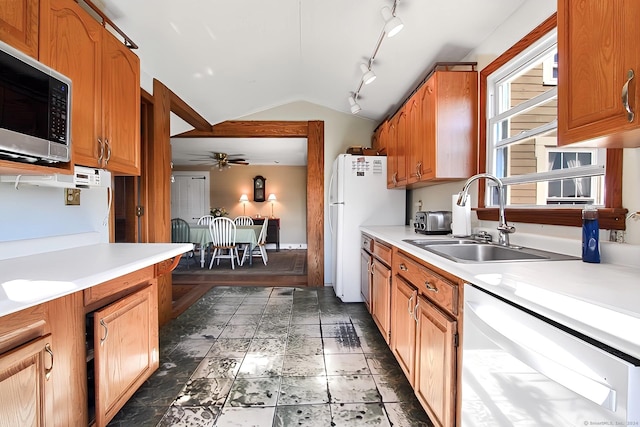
[347,0,403,115]
[381,6,404,37]
[360,63,376,85]
[348,95,361,114]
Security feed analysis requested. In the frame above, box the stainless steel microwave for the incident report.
[0,40,72,164]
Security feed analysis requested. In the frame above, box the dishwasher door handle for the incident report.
[465,300,618,411]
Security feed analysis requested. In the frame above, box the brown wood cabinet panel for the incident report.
[84,265,154,308]
[386,110,408,188]
[101,30,141,175]
[40,0,103,169]
[0,334,51,427]
[0,304,47,355]
[391,275,417,385]
[414,295,457,427]
[0,0,39,58]
[558,0,640,148]
[372,240,392,266]
[371,258,391,343]
[93,282,159,427]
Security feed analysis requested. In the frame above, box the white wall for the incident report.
[0,182,110,243]
[239,101,378,282]
[410,0,640,249]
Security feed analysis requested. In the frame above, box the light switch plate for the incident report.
[65,188,80,205]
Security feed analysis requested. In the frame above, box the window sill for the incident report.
[475,207,628,230]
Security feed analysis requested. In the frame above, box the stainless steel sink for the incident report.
[403,239,578,263]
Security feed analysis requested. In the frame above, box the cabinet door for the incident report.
[406,93,423,185]
[94,283,158,427]
[0,335,52,427]
[414,295,457,427]
[41,0,102,168]
[558,0,640,146]
[360,249,372,313]
[101,30,141,175]
[371,259,391,343]
[390,276,417,385]
[395,108,408,186]
[0,0,39,58]
[386,116,399,188]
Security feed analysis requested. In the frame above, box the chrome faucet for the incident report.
[457,173,515,246]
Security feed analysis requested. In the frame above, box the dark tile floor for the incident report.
[107,286,433,426]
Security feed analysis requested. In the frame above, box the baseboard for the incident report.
[272,243,307,250]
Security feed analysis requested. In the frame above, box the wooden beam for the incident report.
[306,121,324,286]
[176,121,309,138]
[168,88,212,131]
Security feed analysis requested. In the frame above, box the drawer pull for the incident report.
[412,302,419,322]
[44,343,54,380]
[100,319,109,344]
[399,263,408,271]
[425,281,439,293]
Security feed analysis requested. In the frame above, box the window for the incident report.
[478,14,625,230]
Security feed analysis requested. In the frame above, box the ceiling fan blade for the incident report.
[230,161,249,165]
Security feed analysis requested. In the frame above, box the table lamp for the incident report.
[239,194,249,215]
[268,193,277,218]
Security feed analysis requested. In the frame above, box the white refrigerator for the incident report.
[329,154,406,302]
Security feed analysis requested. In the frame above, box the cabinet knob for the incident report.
[399,263,408,271]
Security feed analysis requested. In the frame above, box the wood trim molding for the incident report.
[168,89,212,131]
[477,13,627,230]
[177,121,310,138]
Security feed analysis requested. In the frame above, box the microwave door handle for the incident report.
[465,301,617,411]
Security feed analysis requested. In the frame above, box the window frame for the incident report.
[477,13,626,230]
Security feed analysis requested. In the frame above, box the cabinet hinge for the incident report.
[135,205,144,217]
[454,333,459,348]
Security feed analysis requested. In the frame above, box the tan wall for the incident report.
[176,164,307,247]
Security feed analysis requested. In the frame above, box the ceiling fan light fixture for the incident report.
[360,63,376,85]
[348,95,361,114]
[381,6,404,38]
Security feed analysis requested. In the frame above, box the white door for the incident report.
[171,171,210,223]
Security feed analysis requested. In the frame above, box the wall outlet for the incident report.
[64,188,80,206]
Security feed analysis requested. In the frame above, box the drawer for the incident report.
[393,251,458,316]
[361,234,373,252]
[84,266,154,307]
[373,240,392,266]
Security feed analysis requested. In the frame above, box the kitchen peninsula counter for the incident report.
[361,225,640,360]
[0,242,192,317]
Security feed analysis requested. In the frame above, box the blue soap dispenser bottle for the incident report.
[582,204,600,263]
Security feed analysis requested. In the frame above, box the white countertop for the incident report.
[361,226,640,361]
[0,243,193,317]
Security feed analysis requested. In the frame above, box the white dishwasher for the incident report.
[461,283,640,426]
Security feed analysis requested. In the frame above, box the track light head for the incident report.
[381,6,404,37]
[360,63,377,85]
[348,95,361,114]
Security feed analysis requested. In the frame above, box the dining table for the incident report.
[189,224,261,268]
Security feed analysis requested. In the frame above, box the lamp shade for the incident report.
[239,194,249,202]
[360,63,376,85]
[381,6,404,37]
[267,193,277,202]
[348,95,361,114]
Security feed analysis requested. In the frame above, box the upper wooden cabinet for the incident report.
[0,0,39,58]
[385,66,478,188]
[558,0,640,148]
[412,70,477,184]
[40,0,141,174]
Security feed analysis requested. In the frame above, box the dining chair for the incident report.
[170,218,196,268]
[241,218,269,266]
[197,215,216,225]
[233,215,254,226]
[208,217,240,269]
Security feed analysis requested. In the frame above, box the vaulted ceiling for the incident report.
[98,0,527,164]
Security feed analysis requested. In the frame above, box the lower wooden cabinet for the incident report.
[90,280,159,427]
[414,294,457,427]
[0,334,52,426]
[391,276,417,385]
[371,258,392,343]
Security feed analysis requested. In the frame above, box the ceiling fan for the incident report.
[189,152,249,170]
